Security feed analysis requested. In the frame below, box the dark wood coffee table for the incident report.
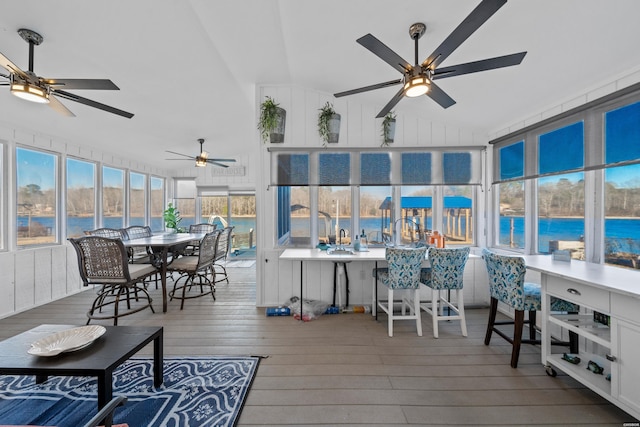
[0,324,163,409]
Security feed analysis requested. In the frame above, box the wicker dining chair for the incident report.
[212,226,234,284]
[69,235,155,325]
[166,230,221,310]
[84,227,125,239]
[184,223,218,255]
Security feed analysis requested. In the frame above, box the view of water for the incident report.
[19,216,257,247]
[18,215,640,254]
[499,216,640,253]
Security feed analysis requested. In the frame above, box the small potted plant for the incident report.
[318,102,341,145]
[258,96,286,143]
[381,111,396,146]
[163,202,182,233]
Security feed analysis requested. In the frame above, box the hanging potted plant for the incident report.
[318,102,341,146]
[163,202,183,233]
[381,111,396,146]
[258,96,286,143]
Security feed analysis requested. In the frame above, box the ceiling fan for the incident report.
[0,28,133,118]
[165,139,236,168]
[334,0,527,118]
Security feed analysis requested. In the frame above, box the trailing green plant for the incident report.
[258,96,281,143]
[318,102,338,145]
[163,202,183,231]
[381,111,397,146]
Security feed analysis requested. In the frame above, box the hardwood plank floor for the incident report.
[0,264,636,426]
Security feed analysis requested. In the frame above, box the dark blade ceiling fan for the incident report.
[0,28,133,118]
[165,139,237,168]
[334,0,527,118]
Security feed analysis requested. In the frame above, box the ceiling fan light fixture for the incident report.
[403,75,430,97]
[195,151,208,167]
[10,80,50,104]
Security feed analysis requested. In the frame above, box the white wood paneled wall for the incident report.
[255,84,489,307]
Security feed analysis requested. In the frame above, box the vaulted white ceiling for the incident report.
[1,0,639,170]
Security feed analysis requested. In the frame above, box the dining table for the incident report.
[122,233,205,312]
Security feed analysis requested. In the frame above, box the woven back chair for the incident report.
[166,230,221,310]
[212,226,234,284]
[122,225,153,262]
[84,228,125,239]
[69,235,155,325]
[184,223,217,255]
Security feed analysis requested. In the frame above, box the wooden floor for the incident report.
[0,264,636,426]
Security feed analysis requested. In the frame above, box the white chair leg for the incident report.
[431,289,439,338]
[457,289,468,337]
[387,288,394,337]
[372,275,377,316]
[413,288,422,337]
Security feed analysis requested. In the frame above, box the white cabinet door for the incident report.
[613,318,640,417]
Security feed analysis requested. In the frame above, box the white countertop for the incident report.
[522,254,640,298]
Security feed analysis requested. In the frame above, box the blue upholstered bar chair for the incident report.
[420,247,469,338]
[376,247,427,337]
[482,249,579,368]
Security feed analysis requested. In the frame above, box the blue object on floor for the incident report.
[0,356,260,427]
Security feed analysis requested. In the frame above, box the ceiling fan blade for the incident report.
[48,95,75,117]
[427,81,456,109]
[52,89,134,118]
[165,158,193,161]
[0,51,28,79]
[165,151,194,159]
[375,87,406,118]
[44,78,119,90]
[334,79,402,98]
[209,158,236,163]
[206,160,230,168]
[422,0,507,70]
[433,52,527,80]
[357,34,412,74]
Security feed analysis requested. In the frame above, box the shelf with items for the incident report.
[549,314,611,347]
[547,351,612,397]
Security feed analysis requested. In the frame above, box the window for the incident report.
[272,148,480,248]
[603,101,640,267]
[16,147,57,246]
[129,171,146,226]
[360,153,391,245]
[229,193,256,251]
[66,158,96,238]
[318,153,350,244]
[102,166,124,229]
[497,141,524,248]
[537,122,585,256]
[173,179,196,230]
[150,176,165,232]
[274,153,310,245]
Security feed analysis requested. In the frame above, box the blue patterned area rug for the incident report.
[0,356,260,427]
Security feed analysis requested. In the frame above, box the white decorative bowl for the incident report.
[28,325,107,357]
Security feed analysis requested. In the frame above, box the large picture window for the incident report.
[273,148,480,248]
[16,147,57,246]
[102,166,124,229]
[129,171,146,226]
[66,158,96,238]
[150,176,165,232]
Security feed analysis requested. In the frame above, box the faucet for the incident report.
[339,228,346,249]
[392,218,423,247]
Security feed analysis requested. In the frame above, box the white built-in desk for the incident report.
[522,255,640,421]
